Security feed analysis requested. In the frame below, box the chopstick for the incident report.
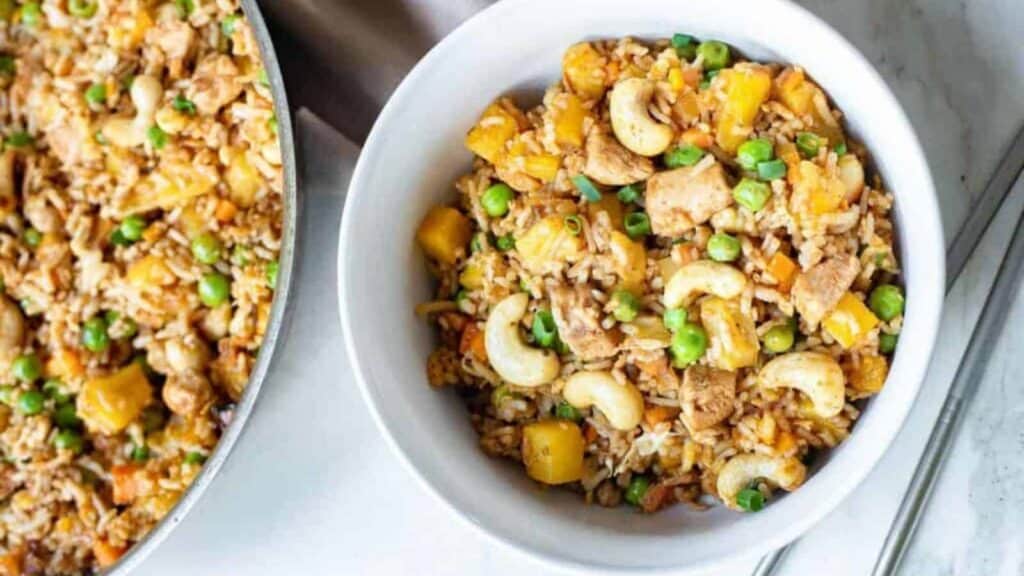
[753,124,1024,576]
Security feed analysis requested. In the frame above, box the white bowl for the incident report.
[337,0,944,572]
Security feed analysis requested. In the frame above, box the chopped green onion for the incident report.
[220,14,241,38]
[470,233,484,254]
[707,233,741,262]
[67,0,97,18]
[481,183,514,217]
[571,174,602,202]
[879,333,898,354]
[172,94,197,115]
[736,487,765,512]
[174,0,194,17]
[617,184,641,204]
[795,132,823,159]
[531,310,558,349]
[146,125,168,150]
[736,138,773,171]
[756,159,787,181]
[184,451,207,465]
[696,40,730,70]
[563,215,583,236]
[266,261,279,289]
[84,83,106,106]
[257,69,269,87]
[5,131,33,148]
[623,212,651,239]
[663,308,687,333]
[494,234,515,252]
[833,141,848,156]
[131,443,150,461]
[664,144,704,168]
[732,178,771,212]
[20,2,41,27]
[23,228,41,248]
[555,401,582,421]
[699,69,719,90]
[671,33,697,61]
[624,475,651,506]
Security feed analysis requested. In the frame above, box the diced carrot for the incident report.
[459,323,488,362]
[774,430,798,456]
[643,405,680,427]
[92,539,126,568]
[766,252,798,292]
[214,199,238,222]
[0,549,22,576]
[46,348,84,380]
[680,128,713,149]
[111,464,140,505]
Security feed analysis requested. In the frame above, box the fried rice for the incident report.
[417,36,904,514]
[0,0,282,572]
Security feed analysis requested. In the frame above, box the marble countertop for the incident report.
[136,1,1024,574]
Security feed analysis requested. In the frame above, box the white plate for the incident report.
[338,0,944,572]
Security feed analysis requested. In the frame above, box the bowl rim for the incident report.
[337,0,944,572]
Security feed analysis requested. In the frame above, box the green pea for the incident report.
[198,273,231,307]
[795,132,823,159]
[663,308,687,333]
[120,215,146,241]
[84,83,106,106]
[833,141,848,156]
[612,290,640,323]
[571,174,602,202]
[172,94,196,115]
[494,234,515,252]
[707,233,741,262]
[231,244,251,266]
[756,159,787,181]
[11,353,41,382]
[869,284,904,321]
[53,402,81,429]
[699,69,719,91]
[623,212,651,239]
[131,443,150,461]
[17,390,44,415]
[20,2,41,27]
[109,228,131,247]
[671,33,697,61]
[184,451,207,465]
[879,333,898,354]
[663,145,704,168]
[763,324,795,354]
[104,310,137,340]
[53,429,84,453]
[671,323,707,367]
[555,401,582,422]
[732,178,771,212]
[696,40,730,70]
[81,317,110,352]
[266,261,279,289]
[531,310,558,349]
[0,385,15,406]
[23,228,41,248]
[624,475,651,506]
[481,183,515,217]
[736,487,765,512]
[0,55,14,75]
[147,125,168,150]
[42,379,70,403]
[617,184,641,205]
[174,0,194,17]
[68,0,97,18]
[5,131,32,148]
[191,233,222,264]
[736,138,773,171]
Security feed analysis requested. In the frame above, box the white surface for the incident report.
[134,0,1024,573]
[336,0,943,572]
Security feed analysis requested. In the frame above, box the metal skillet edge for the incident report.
[105,1,299,573]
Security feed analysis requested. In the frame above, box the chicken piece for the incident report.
[210,340,252,401]
[150,19,195,78]
[791,254,860,327]
[162,372,214,417]
[645,161,733,237]
[549,286,622,360]
[186,54,244,116]
[22,194,61,234]
[582,131,655,186]
[681,365,736,432]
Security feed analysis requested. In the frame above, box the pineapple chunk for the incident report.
[552,93,587,148]
[715,64,773,153]
[464,100,526,164]
[848,355,889,394]
[562,42,607,100]
[225,150,262,207]
[459,258,485,290]
[122,163,218,214]
[127,255,176,288]
[790,161,846,216]
[416,206,472,266]
[521,420,585,485]
[774,67,845,145]
[608,230,647,294]
[522,154,561,182]
[515,215,585,274]
[823,292,879,348]
[77,363,153,435]
[700,297,760,371]
[107,9,153,50]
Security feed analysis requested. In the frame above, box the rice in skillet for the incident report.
[0,0,282,572]
[417,36,904,514]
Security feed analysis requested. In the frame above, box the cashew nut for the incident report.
[101,75,164,148]
[0,295,26,372]
[663,260,748,308]
[562,370,644,430]
[484,293,560,387]
[758,351,846,418]
[609,78,675,157]
[837,153,865,202]
[717,454,807,510]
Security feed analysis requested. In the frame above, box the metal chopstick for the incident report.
[753,124,1024,576]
